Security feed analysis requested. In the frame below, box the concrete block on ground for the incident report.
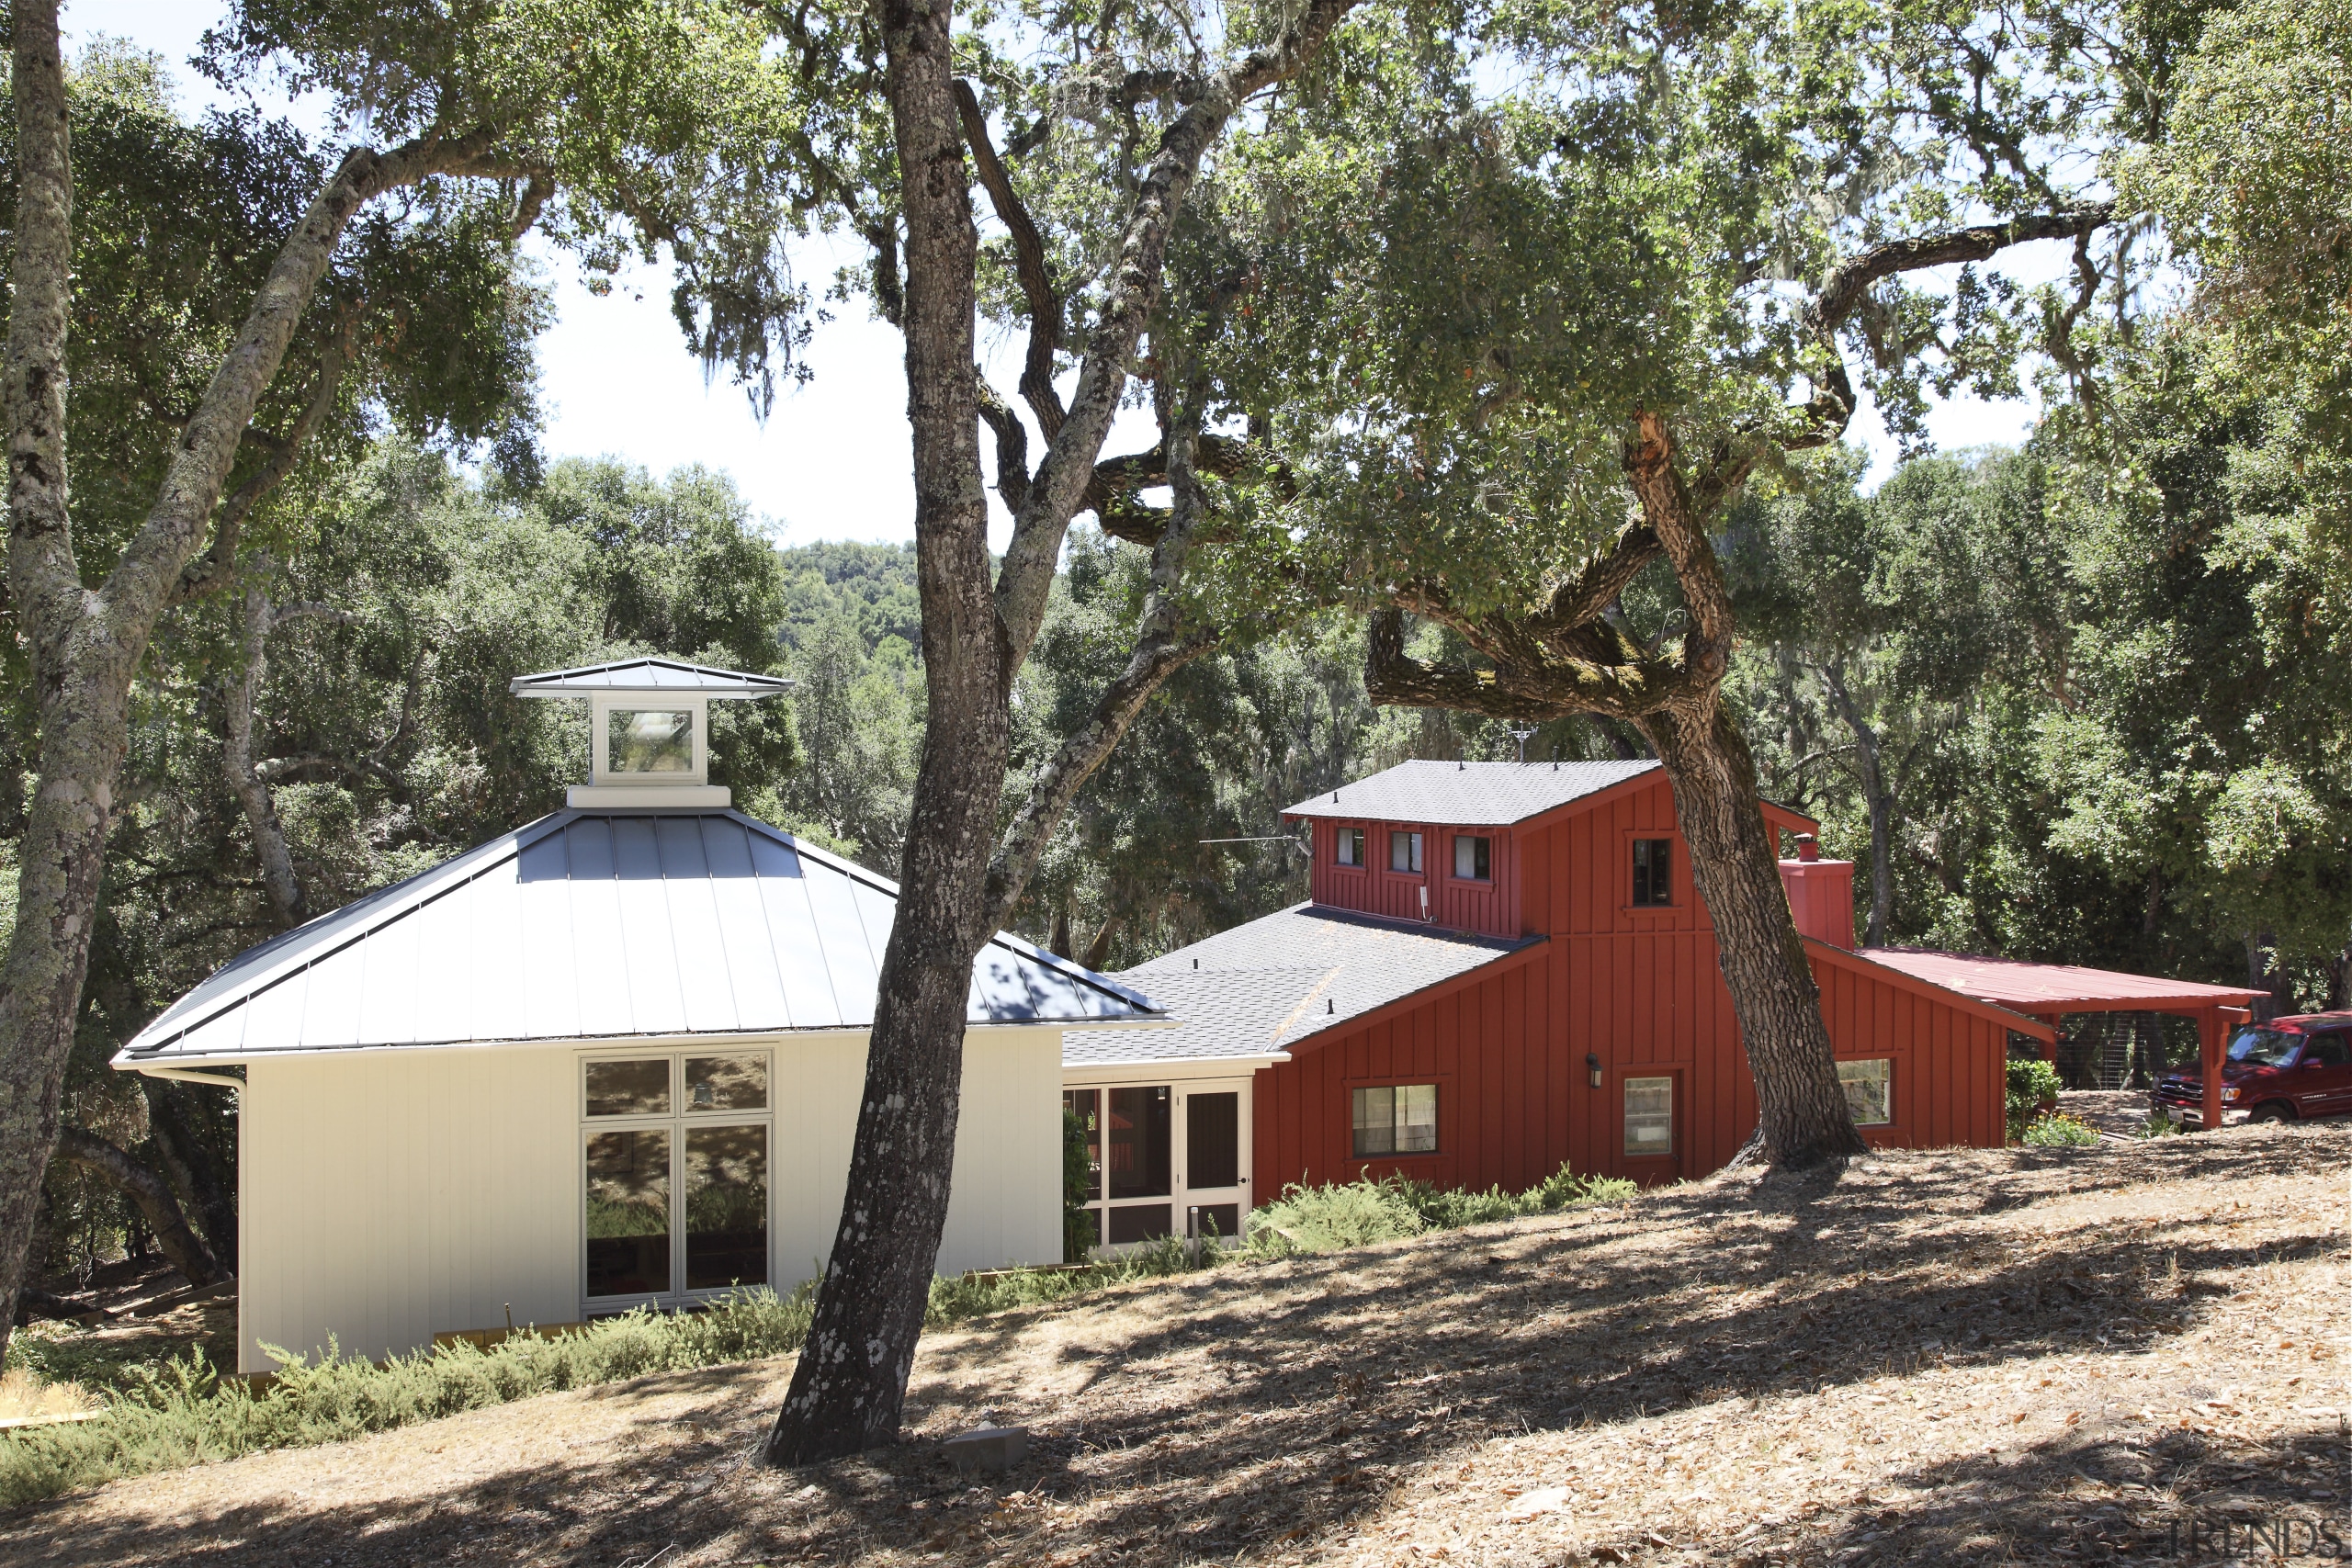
[942,1426,1028,1473]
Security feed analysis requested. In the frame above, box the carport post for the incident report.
[2199,1007,2225,1133]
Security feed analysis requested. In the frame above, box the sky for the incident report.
[77,0,2041,547]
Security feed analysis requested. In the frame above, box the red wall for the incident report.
[1259,779,2009,1190]
[1308,818,1521,938]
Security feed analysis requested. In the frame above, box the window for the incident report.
[1838,1058,1892,1125]
[1390,830,1423,874]
[1453,834,1491,882]
[607,708,695,773]
[582,1054,770,1304]
[1352,1084,1439,1156]
[1335,827,1365,867]
[1632,839,1673,906]
[1623,1075,1673,1156]
[2301,1033,2348,1067]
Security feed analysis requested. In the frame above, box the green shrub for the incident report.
[2136,1111,2185,1138]
[2006,1058,2064,1142]
[0,1286,812,1509]
[2020,1111,2100,1147]
[1248,1164,1635,1258]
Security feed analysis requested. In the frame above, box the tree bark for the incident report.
[761,0,997,1465]
[51,1127,228,1288]
[1636,702,1868,1165]
[0,23,503,1354]
[1820,660,1894,947]
[762,0,1359,1464]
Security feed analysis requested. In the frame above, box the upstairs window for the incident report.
[1453,834,1491,881]
[1335,827,1365,866]
[1352,1084,1438,1156]
[1632,838,1674,906]
[1390,830,1423,874]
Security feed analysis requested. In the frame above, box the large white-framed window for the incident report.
[581,1050,772,1309]
[1838,1058,1893,1125]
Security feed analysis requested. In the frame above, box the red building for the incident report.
[1059,760,2256,1244]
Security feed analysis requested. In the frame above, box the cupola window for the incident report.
[607,707,695,773]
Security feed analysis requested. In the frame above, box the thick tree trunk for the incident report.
[1639,701,1869,1167]
[51,1127,228,1288]
[1820,660,1893,946]
[761,0,999,1464]
[0,0,82,1362]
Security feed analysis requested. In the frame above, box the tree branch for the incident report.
[990,0,1364,681]
[955,80,1064,442]
[51,1126,228,1288]
[1792,204,2114,449]
[980,409,1222,932]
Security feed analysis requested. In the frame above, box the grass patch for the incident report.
[2021,1111,2102,1147]
[1249,1163,1636,1257]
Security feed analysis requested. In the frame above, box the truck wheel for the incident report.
[2248,1102,2294,1124]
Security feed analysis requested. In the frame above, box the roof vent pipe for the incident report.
[1328,998,1335,1014]
[1794,832,1821,863]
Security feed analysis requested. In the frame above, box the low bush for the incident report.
[2006,1058,2064,1142]
[0,1286,809,1508]
[2021,1111,2101,1147]
[1249,1163,1636,1258]
[2136,1111,2185,1138]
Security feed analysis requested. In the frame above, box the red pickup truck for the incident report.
[2152,1010,2352,1126]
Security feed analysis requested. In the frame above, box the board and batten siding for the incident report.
[239,1028,1063,1374]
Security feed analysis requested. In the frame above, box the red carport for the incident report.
[1859,948,2266,1130]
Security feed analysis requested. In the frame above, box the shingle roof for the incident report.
[509,658,793,698]
[1062,903,1538,1067]
[1281,759,1660,827]
[119,810,1159,1065]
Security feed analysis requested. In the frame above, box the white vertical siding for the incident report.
[242,1046,576,1373]
[239,1027,1066,1374]
[940,1029,1064,1277]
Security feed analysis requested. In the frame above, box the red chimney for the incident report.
[1779,835,1855,949]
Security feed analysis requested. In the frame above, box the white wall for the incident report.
[238,1027,1065,1373]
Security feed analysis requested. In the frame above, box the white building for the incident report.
[113,659,1164,1373]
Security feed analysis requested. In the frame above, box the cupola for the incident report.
[510,657,792,809]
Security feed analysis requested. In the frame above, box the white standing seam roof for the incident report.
[508,658,794,698]
[116,810,1162,1066]
[1281,759,1661,827]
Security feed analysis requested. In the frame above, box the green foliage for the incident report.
[2006,1058,2065,1142]
[0,1288,812,1507]
[2136,1111,2185,1138]
[1248,1164,1634,1257]
[2020,1111,2101,1147]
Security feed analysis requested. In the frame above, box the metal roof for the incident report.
[509,658,793,698]
[118,810,1161,1066]
[1062,903,1537,1067]
[1857,948,2265,1016]
[1281,759,1660,827]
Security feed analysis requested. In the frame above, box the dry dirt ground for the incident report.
[4,1124,2346,1567]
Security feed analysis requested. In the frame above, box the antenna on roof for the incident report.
[1505,722,1539,763]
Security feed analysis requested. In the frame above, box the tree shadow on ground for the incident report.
[0,1126,2339,1566]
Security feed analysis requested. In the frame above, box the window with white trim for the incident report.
[582,1053,771,1305]
[1390,830,1423,873]
[1838,1058,1892,1125]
